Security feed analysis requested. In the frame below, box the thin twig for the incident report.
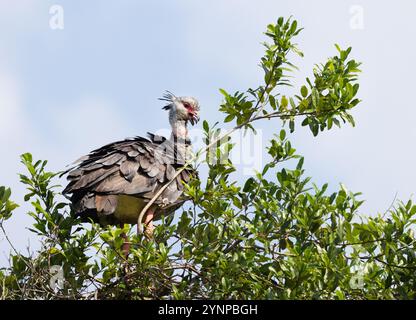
[136,109,317,233]
[0,223,19,256]
[136,49,287,232]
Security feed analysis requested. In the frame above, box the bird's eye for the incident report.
[183,102,192,110]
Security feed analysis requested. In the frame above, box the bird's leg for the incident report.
[119,224,131,284]
[120,224,130,260]
[144,209,155,238]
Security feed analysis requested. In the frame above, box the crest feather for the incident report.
[159,91,177,110]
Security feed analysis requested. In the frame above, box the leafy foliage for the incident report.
[1,17,415,299]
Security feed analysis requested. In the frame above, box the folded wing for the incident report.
[62,134,194,224]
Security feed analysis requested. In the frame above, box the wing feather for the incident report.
[120,160,140,182]
[63,134,197,224]
[96,195,118,215]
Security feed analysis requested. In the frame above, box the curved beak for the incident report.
[189,113,200,125]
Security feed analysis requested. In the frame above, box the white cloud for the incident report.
[0,72,24,136]
[0,77,127,266]
[0,65,34,180]
[45,97,128,165]
[0,67,37,266]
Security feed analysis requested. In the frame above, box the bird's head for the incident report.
[160,91,200,125]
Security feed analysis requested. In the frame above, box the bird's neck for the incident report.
[170,120,189,142]
[170,119,192,163]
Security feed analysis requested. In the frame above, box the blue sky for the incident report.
[1,0,415,265]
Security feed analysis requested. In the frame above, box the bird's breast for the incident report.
[113,195,147,224]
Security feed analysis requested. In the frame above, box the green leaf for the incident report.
[301,85,308,98]
[311,88,319,108]
[219,88,229,98]
[289,119,295,133]
[296,157,304,170]
[243,177,256,192]
[334,43,342,54]
[289,20,298,34]
[224,114,235,123]
[203,120,209,133]
[21,153,32,164]
[279,129,286,141]
[281,96,288,108]
[269,95,277,110]
[289,97,296,109]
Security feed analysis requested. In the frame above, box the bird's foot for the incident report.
[143,210,155,239]
[144,221,155,239]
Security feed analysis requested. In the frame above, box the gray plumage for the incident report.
[62,93,200,226]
